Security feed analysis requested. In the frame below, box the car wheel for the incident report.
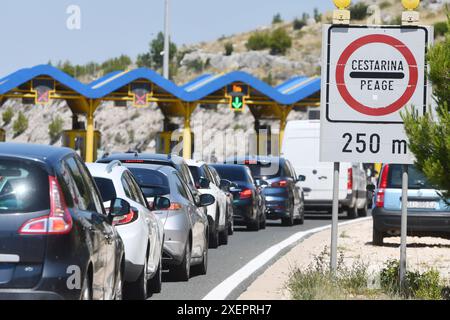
[114,269,123,300]
[80,274,92,300]
[193,242,208,275]
[358,202,368,217]
[259,212,266,229]
[281,207,294,226]
[373,227,384,246]
[209,224,219,249]
[219,227,229,245]
[148,255,162,294]
[295,208,305,225]
[347,205,358,219]
[125,256,148,300]
[247,217,260,231]
[173,242,191,281]
[228,216,234,236]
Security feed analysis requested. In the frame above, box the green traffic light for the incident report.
[232,96,243,109]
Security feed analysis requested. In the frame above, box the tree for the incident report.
[149,32,177,69]
[402,18,450,202]
[246,32,271,51]
[136,52,152,68]
[314,8,322,23]
[48,115,64,144]
[13,111,28,137]
[272,13,283,24]
[2,107,14,126]
[269,28,292,55]
[224,42,234,56]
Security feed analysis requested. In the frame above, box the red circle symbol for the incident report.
[335,34,418,116]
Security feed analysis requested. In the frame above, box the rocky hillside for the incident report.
[1,0,447,160]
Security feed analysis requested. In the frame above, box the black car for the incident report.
[0,143,126,300]
[210,164,266,231]
[227,156,305,226]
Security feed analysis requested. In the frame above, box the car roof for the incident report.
[0,142,74,163]
[99,152,184,164]
[224,155,285,164]
[123,163,178,176]
[185,159,206,167]
[85,162,129,179]
[210,163,249,171]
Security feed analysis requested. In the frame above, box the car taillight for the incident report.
[167,202,182,211]
[271,180,288,187]
[375,165,390,208]
[240,189,253,199]
[19,176,72,235]
[113,210,138,226]
[347,168,353,191]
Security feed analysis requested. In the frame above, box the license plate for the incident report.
[407,201,437,209]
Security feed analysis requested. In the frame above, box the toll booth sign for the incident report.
[320,25,431,164]
[229,85,246,112]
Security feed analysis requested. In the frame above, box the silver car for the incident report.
[124,164,213,281]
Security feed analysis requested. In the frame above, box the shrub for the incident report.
[434,21,448,38]
[314,8,322,23]
[293,18,307,30]
[246,32,271,51]
[13,111,28,137]
[269,28,292,55]
[2,107,14,126]
[185,58,205,72]
[272,13,283,24]
[224,42,234,56]
[48,115,64,144]
[350,2,369,21]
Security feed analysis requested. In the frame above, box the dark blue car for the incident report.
[226,156,305,226]
[210,164,266,231]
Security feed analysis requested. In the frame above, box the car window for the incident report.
[126,171,147,207]
[63,157,91,212]
[181,163,195,187]
[209,167,222,186]
[387,165,433,189]
[93,177,117,203]
[174,173,192,201]
[127,167,170,198]
[188,166,202,184]
[211,165,249,182]
[0,158,50,214]
[60,161,82,209]
[287,161,297,180]
[203,165,215,184]
[74,157,104,215]
[121,174,133,199]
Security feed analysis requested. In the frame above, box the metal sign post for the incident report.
[330,162,340,273]
[400,165,409,289]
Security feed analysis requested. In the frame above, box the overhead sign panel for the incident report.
[320,25,431,164]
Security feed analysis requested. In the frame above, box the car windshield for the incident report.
[188,166,204,184]
[93,177,117,202]
[387,165,434,189]
[0,159,50,214]
[245,162,282,179]
[128,167,170,197]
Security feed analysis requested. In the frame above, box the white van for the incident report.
[281,120,368,218]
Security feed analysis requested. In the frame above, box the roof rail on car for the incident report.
[106,160,122,173]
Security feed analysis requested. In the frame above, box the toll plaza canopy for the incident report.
[0,64,321,161]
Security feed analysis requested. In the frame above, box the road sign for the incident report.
[33,79,55,105]
[320,25,431,164]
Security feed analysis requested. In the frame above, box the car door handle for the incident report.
[318,176,328,180]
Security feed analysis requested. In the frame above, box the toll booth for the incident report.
[0,129,5,142]
[156,130,194,158]
[62,130,101,162]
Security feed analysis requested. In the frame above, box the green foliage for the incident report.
[246,28,292,55]
[224,42,234,56]
[272,13,283,24]
[350,2,369,20]
[48,116,64,144]
[313,8,322,23]
[402,18,450,202]
[434,21,449,39]
[269,28,292,55]
[136,52,152,68]
[13,111,28,137]
[380,260,445,299]
[2,107,14,126]
[149,32,177,69]
[293,18,307,30]
[262,72,274,86]
[246,32,272,51]
[101,55,132,74]
[185,58,205,72]
[55,61,100,78]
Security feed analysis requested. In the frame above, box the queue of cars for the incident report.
[0,143,310,300]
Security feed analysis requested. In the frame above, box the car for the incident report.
[86,161,167,299]
[210,164,266,231]
[281,120,369,218]
[0,143,125,300]
[187,160,230,247]
[226,156,306,226]
[121,163,213,281]
[208,166,234,236]
[371,164,450,246]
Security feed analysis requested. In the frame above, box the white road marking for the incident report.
[202,217,372,300]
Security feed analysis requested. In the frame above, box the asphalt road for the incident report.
[150,212,369,300]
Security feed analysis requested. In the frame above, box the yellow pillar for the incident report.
[183,103,195,160]
[279,106,292,153]
[85,100,95,163]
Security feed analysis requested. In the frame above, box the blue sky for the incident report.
[0,0,335,76]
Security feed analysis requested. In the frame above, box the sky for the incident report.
[0,0,336,76]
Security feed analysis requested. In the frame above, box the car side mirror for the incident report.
[108,198,131,223]
[255,179,269,187]
[198,177,211,189]
[152,196,171,210]
[198,194,215,207]
[297,175,306,182]
[366,183,376,192]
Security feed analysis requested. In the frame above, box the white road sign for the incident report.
[320,25,431,164]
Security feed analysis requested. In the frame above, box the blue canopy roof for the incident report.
[0,64,320,105]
